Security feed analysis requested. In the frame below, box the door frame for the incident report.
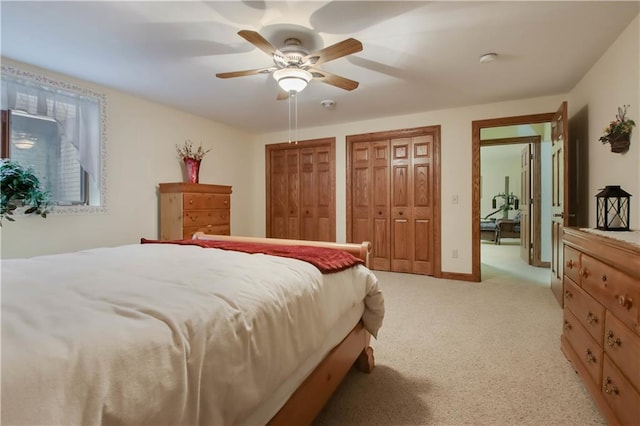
[480,136,545,267]
[346,126,442,277]
[472,113,554,282]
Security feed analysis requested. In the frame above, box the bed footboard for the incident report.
[192,233,372,268]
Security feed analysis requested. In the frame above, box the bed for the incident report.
[1,233,384,425]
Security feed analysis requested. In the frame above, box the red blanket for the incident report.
[140,238,364,274]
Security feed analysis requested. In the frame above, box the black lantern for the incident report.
[595,185,631,231]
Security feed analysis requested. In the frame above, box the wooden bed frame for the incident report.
[192,233,376,425]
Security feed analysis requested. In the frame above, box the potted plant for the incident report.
[175,140,211,183]
[599,105,636,153]
[0,159,51,225]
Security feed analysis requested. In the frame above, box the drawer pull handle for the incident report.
[601,274,607,282]
[617,295,632,310]
[189,199,193,205]
[564,290,573,299]
[563,320,572,331]
[603,377,619,395]
[580,268,590,279]
[606,331,621,347]
[586,312,598,324]
[565,259,575,269]
[585,350,596,364]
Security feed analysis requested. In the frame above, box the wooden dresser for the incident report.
[561,227,640,425]
[159,183,232,240]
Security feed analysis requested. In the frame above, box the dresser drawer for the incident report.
[183,210,230,227]
[183,193,230,210]
[564,277,605,345]
[581,254,639,333]
[183,225,230,239]
[604,311,640,393]
[564,245,582,285]
[563,309,603,386]
[602,354,640,426]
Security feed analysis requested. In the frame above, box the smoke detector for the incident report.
[321,99,336,109]
[479,52,498,63]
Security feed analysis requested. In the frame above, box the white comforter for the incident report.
[1,243,384,425]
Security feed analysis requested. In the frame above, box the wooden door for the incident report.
[551,101,569,306]
[410,135,434,275]
[351,140,391,270]
[520,144,532,264]
[266,139,335,242]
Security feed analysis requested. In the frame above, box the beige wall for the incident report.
[0,59,257,259]
[567,15,640,228]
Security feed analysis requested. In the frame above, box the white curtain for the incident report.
[1,76,100,182]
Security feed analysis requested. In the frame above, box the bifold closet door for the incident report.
[266,139,335,242]
[390,136,433,274]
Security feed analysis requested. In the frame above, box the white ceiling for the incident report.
[2,1,638,133]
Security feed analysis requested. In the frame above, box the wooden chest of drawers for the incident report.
[159,183,232,240]
[561,228,640,426]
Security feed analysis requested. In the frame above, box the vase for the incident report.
[609,133,630,153]
[183,158,201,183]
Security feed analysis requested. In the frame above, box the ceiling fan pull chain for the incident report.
[294,92,299,144]
[288,92,293,143]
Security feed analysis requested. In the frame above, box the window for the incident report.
[1,65,107,213]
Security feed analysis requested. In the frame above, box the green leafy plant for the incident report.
[0,159,51,226]
[599,105,636,144]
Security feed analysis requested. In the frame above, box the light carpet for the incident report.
[314,241,605,425]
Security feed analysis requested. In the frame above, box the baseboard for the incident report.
[440,271,477,282]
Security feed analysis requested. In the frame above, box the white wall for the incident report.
[0,59,257,259]
[251,94,566,274]
[568,15,640,229]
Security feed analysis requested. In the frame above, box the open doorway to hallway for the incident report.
[479,125,552,283]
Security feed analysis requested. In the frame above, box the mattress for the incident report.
[1,243,384,425]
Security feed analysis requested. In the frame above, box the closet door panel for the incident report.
[269,150,288,238]
[352,142,372,251]
[371,141,390,270]
[315,146,332,242]
[300,148,317,241]
[412,135,434,275]
[391,138,413,272]
[287,149,300,240]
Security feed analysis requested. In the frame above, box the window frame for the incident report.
[1,64,108,216]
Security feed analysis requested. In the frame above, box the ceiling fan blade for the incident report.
[304,38,363,66]
[309,68,359,91]
[238,30,279,57]
[216,67,275,79]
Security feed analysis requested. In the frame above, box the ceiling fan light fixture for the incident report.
[273,68,312,93]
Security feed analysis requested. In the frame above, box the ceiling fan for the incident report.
[216,30,363,99]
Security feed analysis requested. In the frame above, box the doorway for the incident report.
[472,112,557,284]
[480,134,550,269]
